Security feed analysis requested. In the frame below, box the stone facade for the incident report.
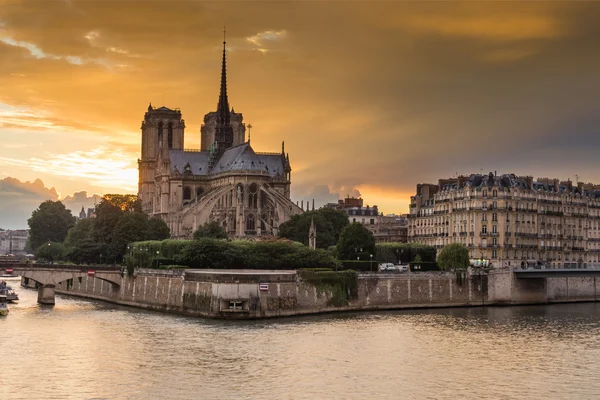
[0,230,28,255]
[138,39,302,238]
[408,173,600,268]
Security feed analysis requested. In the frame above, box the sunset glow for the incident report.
[1,0,599,229]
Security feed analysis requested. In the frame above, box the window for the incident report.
[183,186,191,201]
[492,213,497,222]
[482,225,488,234]
[167,122,174,149]
[492,250,497,258]
[370,219,375,225]
[483,190,488,198]
[492,225,498,234]
[492,237,497,245]
[157,121,164,147]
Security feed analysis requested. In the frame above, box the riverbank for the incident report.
[19,268,486,319]
[19,268,600,319]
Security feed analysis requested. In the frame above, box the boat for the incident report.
[0,282,18,302]
[0,295,8,316]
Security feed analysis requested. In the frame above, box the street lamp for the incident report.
[100,253,103,265]
[370,254,373,272]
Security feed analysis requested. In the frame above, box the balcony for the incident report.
[480,232,488,237]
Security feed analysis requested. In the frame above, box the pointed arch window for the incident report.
[168,122,174,149]
[157,122,164,148]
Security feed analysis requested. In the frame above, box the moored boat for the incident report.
[0,295,8,316]
[0,281,18,302]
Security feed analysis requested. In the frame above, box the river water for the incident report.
[3,280,600,399]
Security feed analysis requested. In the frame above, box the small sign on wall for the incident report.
[259,283,269,291]
[87,270,96,276]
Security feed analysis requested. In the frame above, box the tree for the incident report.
[194,221,228,239]
[107,213,152,263]
[147,218,171,240]
[28,200,76,250]
[102,194,142,212]
[278,209,349,249]
[336,222,375,260]
[35,241,66,263]
[437,243,470,271]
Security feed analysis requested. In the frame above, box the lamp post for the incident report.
[370,254,373,272]
[156,250,160,268]
[100,253,103,265]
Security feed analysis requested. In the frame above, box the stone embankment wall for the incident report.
[22,268,600,318]
[18,269,490,319]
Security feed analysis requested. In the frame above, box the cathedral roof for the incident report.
[168,143,286,178]
[169,150,211,175]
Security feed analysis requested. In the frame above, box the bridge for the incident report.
[1,263,122,305]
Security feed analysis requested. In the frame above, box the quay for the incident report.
[4,264,600,319]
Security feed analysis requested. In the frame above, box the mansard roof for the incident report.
[436,172,600,198]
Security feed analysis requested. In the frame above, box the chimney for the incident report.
[312,199,315,211]
[301,200,304,209]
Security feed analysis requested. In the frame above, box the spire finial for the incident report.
[247,123,252,143]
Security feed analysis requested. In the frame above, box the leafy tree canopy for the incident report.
[437,243,470,270]
[336,222,376,260]
[35,241,66,263]
[278,208,349,249]
[63,194,171,264]
[28,200,76,250]
[194,221,228,239]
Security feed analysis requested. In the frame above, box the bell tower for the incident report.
[138,104,185,214]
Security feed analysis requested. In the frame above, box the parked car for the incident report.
[378,263,395,272]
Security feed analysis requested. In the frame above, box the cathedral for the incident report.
[138,38,303,238]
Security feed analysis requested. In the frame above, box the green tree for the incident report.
[108,213,152,263]
[278,209,349,249]
[147,217,171,240]
[34,241,66,263]
[336,222,376,260]
[194,221,228,239]
[28,200,76,250]
[437,243,470,271]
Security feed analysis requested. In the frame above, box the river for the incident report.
[3,279,600,399]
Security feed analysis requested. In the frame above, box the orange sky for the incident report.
[1,1,600,218]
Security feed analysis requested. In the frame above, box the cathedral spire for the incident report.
[217,26,230,120]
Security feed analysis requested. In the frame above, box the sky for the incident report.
[1,1,600,229]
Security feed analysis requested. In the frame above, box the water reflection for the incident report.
[3,288,600,399]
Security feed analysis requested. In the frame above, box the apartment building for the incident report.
[408,173,600,268]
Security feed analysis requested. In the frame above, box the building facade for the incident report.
[408,173,600,268]
[328,197,408,243]
[0,230,28,255]
[138,38,302,238]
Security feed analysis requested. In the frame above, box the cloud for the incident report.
[84,29,141,58]
[0,177,58,229]
[0,35,109,66]
[246,30,287,53]
[0,177,102,229]
[402,14,564,42]
[0,146,138,192]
